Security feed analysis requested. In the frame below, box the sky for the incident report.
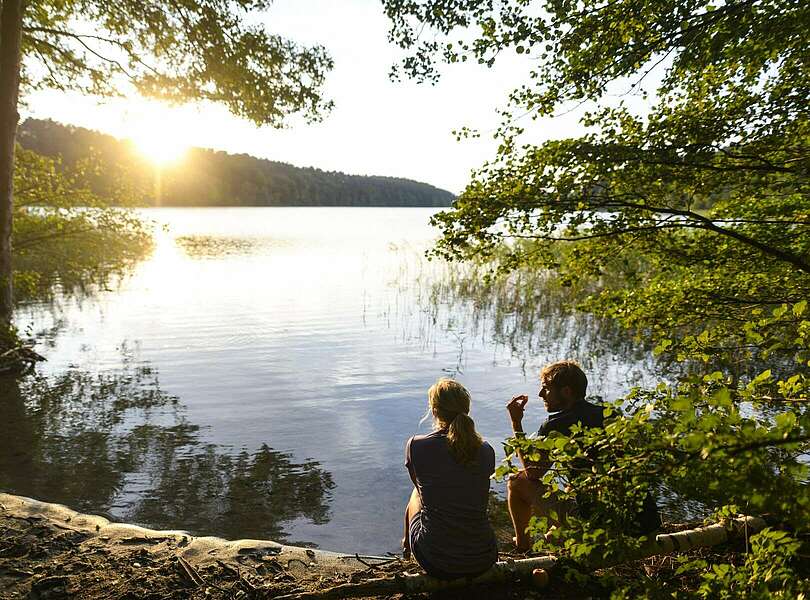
[21,0,592,195]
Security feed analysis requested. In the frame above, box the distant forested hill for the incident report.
[18,119,455,207]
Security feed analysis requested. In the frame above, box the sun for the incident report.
[132,132,189,166]
[122,100,195,166]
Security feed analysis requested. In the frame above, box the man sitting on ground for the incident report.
[506,360,604,552]
[506,360,660,551]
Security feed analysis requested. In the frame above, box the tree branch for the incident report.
[22,25,161,77]
[597,197,810,273]
[14,227,96,249]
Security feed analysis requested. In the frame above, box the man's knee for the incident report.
[506,471,521,494]
[508,470,539,500]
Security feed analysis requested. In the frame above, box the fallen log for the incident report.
[274,516,766,600]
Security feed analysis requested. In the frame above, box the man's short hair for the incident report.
[541,360,588,400]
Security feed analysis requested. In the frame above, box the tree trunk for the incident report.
[274,516,767,600]
[0,0,24,339]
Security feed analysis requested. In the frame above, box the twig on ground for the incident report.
[177,555,227,592]
[177,556,205,587]
[353,554,380,571]
[216,559,240,578]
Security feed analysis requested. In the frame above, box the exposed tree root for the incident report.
[0,344,45,375]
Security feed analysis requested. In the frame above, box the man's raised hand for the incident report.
[507,395,529,430]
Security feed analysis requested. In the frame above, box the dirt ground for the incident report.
[0,493,563,600]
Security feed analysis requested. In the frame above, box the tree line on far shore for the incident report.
[18,119,455,208]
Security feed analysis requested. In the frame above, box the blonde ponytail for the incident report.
[428,379,484,466]
[447,412,484,466]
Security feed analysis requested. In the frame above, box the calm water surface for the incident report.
[2,207,659,553]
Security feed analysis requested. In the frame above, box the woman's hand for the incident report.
[507,394,529,430]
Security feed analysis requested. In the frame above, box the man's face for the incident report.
[539,379,572,412]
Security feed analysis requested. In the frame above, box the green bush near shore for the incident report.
[11,146,153,306]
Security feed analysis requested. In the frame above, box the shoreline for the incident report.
[0,492,533,600]
[0,492,391,599]
[0,493,371,570]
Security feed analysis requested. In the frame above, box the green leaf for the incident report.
[774,412,797,432]
[750,370,772,386]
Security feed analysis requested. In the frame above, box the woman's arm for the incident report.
[405,436,419,487]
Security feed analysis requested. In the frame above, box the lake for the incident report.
[1,207,659,554]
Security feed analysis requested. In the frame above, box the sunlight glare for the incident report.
[124,100,195,166]
[132,133,188,165]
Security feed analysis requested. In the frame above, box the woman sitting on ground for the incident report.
[403,378,498,579]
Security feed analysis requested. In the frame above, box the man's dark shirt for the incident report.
[536,398,605,438]
[535,398,660,535]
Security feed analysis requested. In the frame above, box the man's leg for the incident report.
[507,471,568,551]
[507,470,541,551]
[402,488,421,556]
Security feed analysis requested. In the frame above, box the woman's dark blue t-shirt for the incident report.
[405,430,498,575]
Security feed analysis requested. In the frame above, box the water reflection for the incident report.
[0,362,334,543]
[131,441,334,541]
[175,235,263,259]
[410,260,660,383]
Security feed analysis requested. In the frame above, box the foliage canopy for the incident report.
[21,0,333,125]
[384,0,808,274]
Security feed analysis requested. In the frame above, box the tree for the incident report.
[382,0,810,401]
[0,0,335,345]
[382,0,809,372]
[384,0,809,593]
[0,0,23,337]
